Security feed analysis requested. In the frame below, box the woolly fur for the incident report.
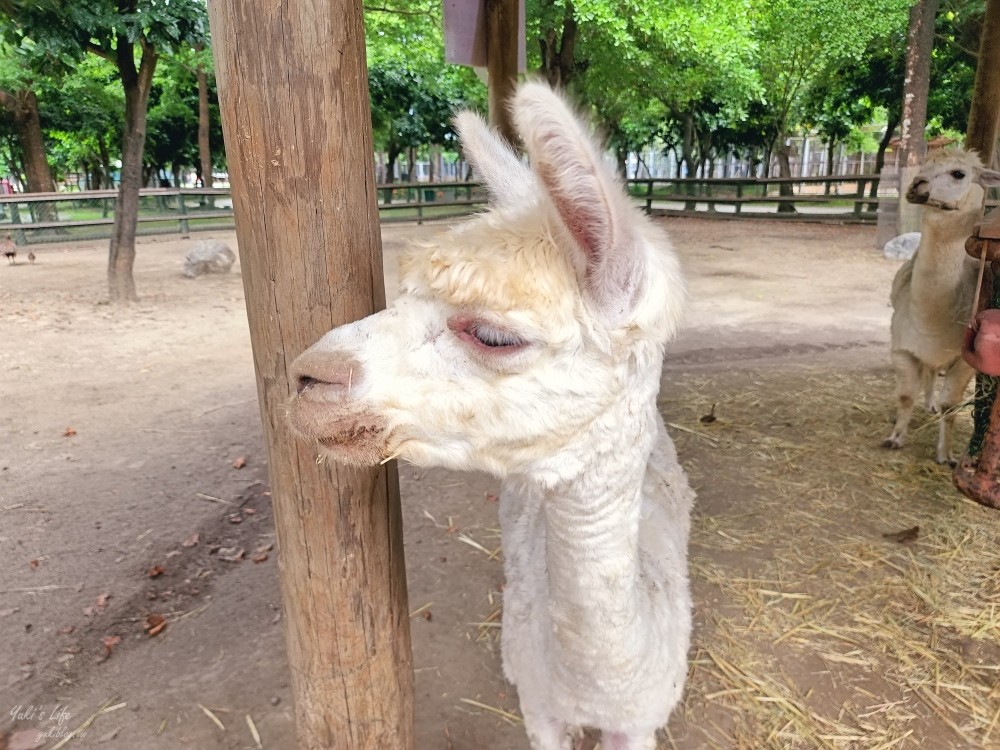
[288,82,694,749]
[886,148,1000,463]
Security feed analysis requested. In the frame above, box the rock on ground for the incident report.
[883,232,921,261]
[183,239,236,278]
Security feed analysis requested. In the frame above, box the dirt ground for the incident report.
[1,216,999,750]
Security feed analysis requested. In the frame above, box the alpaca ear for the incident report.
[978,168,1000,188]
[454,110,535,206]
[512,83,643,324]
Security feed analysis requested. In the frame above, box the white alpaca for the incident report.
[884,148,1000,464]
[287,83,693,750]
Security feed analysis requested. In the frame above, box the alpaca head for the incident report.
[287,83,686,478]
[906,148,1000,221]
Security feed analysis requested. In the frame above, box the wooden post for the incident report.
[486,0,519,144]
[206,2,415,749]
[176,190,189,238]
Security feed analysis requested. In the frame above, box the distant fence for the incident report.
[0,184,492,245]
[10,174,996,246]
[631,175,885,222]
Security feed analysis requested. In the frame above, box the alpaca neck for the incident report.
[519,354,661,675]
[911,209,980,308]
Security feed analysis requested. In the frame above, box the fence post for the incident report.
[645,180,654,213]
[10,202,26,245]
[177,190,190,237]
[416,183,424,225]
[736,182,744,215]
[853,178,867,217]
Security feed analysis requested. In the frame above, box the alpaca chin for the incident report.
[287,399,392,467]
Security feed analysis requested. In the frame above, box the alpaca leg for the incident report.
[934,359,975,466]
[883,351,922,449]
[522,710,572,750]
[601,730,657,750]
[922,366,939,413]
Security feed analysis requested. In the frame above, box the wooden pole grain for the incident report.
[206,2,414,748]
[486,0,520,145]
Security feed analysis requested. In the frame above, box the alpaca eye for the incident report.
[951,170,966,179]
[471,323,525,349]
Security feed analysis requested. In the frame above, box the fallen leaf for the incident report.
[485,493,498,502]
[102,634,121,657]
[422,610,433,622]
[251,551,268,563]
[243,507,256,515]
[28,559,38,570]
[61,624,74,634]
[96,592,111,610]
[63,427,77,437]
[181,533,200,547]
[0,607,20,618]
[144,613,167,637]
[883,526,920,544]
[148,565,166,578]
[218,547,245,563]
[226,513,242,524]
[83,606,96,617]
[232,456,246,469]
[97,727,121,744]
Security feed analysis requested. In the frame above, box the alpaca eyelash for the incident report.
[470,323,525,349]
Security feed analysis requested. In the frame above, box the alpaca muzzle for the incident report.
[291,348,361,402]
[905,180,929,205]
[286,348,392,466]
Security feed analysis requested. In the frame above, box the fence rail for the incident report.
[7,175,994,246]
[0,184,494,245]
[629,175,885,222]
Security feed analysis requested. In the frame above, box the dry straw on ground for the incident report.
[671,366,1000,750]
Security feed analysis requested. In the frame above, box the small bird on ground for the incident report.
[2,232,14,264]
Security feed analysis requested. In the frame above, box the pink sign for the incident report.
[443,0,526,72]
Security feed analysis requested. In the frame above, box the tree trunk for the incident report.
[824,140,836,194]
[98,134,112,188]
[539,1,576,88]
[384,146,400,204]
[108,41,158,303]
[966,0,1000,166]
[195,43,214,189]
[680,111,697,209]
[208,0,415,745]
[0,89,55,194]
[899,0,939,166]
[0,89,57,222]
[870,112,900,204]
[776,137,796,213]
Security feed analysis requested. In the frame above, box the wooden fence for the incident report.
[631,175,884,222]
[0,183,493,245]
[10,174,989,246]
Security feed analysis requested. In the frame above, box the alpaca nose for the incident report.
[906,178,929,202]
[291,348,362,399]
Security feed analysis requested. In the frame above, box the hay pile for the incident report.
[669,366,1000,750]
